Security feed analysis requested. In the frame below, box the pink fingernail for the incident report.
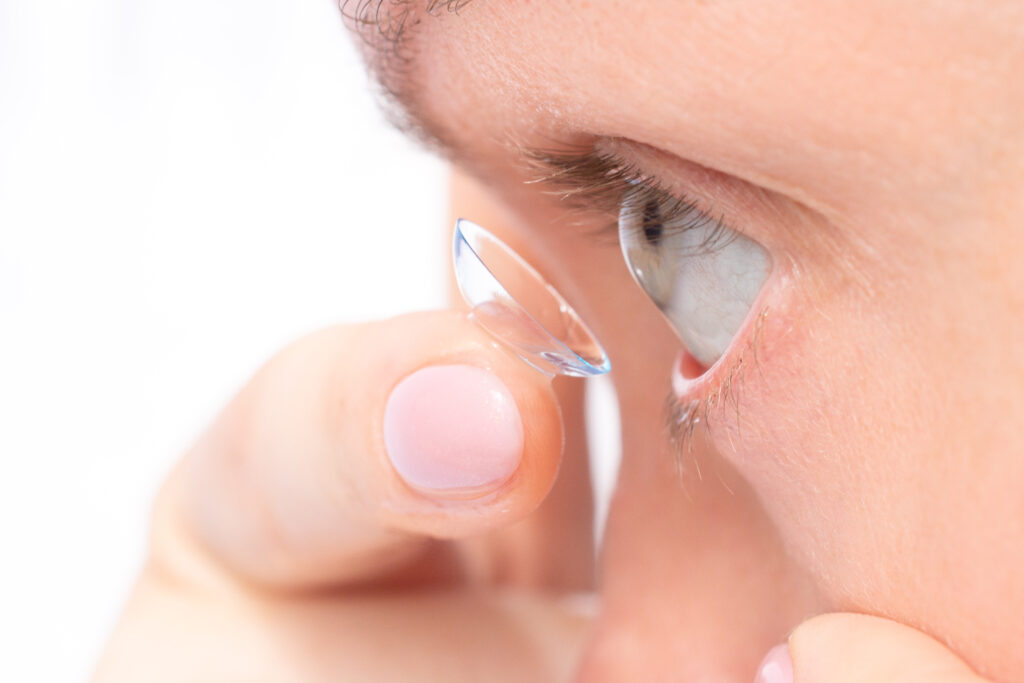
[755,644,794,683]
[383,364,524,496]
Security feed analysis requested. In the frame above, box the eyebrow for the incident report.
[338,1,674,225]
[340,0,477,160]
[341,0,475,61]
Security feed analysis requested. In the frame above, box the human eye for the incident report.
[617,182,770,370]
[525,143,771,373]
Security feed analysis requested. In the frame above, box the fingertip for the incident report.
[786,613,983,683]
[379,353,564,523]
[384,364,525,495]
[360,311,565,537]
[754,643,793,683]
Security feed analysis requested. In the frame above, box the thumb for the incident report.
[755,613,988,683]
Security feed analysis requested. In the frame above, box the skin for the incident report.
[96,1,1024,681]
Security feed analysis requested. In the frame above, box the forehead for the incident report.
[349,1,1018,217]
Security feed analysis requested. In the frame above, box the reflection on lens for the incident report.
[452,218,611,377]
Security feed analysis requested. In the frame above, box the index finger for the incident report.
[151,310,565,590]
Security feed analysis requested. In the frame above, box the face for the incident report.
[346,2,1024,679]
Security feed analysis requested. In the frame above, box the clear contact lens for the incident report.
[452,218,611,378]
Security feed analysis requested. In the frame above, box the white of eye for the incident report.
[619,190,770,369]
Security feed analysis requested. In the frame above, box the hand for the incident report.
[756,613,989,683]
[94,310,594,682]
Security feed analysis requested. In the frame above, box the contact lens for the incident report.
[452,218,611,377]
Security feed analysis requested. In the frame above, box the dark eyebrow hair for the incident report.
[339,0,478,159]
[340,1,472,64]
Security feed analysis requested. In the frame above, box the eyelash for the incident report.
[523,145,734,254]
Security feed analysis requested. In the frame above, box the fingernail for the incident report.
[384,364,524,496]
[755,643,793,683]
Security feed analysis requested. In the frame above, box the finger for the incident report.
[153,310,564,589]
[754,613,986,683]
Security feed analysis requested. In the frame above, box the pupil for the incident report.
[641,197,663,246]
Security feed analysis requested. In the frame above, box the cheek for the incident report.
[709,242,1023,629]
[721,272,926,538]
[713,281,920,548]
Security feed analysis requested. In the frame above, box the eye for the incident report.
[618,184,771,370]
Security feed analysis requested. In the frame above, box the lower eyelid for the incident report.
[663,304,770,453]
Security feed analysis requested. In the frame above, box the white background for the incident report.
[0,1,619,680]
